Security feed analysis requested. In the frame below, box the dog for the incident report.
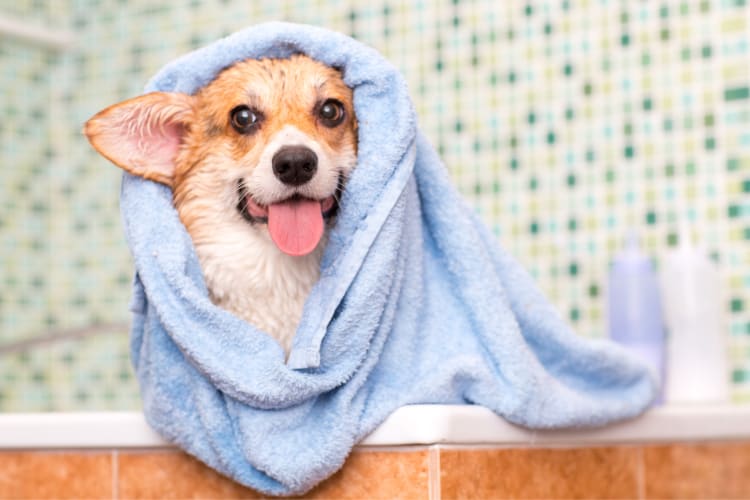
[85,55,358,354]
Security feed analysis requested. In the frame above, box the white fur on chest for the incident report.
[194,223,323,354]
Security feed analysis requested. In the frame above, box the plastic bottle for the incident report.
[660,224,730,403]
[607,232,665,403]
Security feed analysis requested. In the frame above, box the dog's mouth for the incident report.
[237,181,339,257]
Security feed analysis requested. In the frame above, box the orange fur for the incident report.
[173,55,356,236]
[85,54,357,247]
[85,55,359,353]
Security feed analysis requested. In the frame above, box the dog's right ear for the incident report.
[84,92,194,187]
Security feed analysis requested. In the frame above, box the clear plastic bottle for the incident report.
[660,225,730,403]
[607,232,665,403]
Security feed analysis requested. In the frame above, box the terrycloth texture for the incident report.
[123,22,657,496]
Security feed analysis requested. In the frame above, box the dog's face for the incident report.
[85,55,357,257]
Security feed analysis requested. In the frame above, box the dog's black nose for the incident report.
[272,146,318,186]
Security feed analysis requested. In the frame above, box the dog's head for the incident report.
[85,55,357,257]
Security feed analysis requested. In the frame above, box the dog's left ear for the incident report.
[84,92,195,187]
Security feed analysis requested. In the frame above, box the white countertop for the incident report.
[1,404,749,449]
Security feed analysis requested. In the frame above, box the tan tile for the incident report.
[440,446,640,499]
[0,451,113,499]
[644,442,750,499]
[307,449,430,499]
[119,449,429,499]
[118,450,263,499]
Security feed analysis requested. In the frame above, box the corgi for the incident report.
[85,55,358,354]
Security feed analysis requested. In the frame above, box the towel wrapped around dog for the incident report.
[122,22,656,496]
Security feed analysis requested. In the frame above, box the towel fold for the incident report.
[122,22,656,496]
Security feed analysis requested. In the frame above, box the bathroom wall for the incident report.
[5,442,750,498]
[1,0,748,411]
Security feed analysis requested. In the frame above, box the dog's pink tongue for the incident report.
[268,198,324,256]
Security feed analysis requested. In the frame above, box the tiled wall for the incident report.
[1,0,748,411]
[2,442,750,498]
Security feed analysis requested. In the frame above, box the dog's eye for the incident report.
[318,99,345,127]
[230,106,260,133]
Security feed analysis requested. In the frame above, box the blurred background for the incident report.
[0,0,748,411]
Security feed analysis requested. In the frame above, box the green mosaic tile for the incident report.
[1,0,749,409]
[725,86,749,101]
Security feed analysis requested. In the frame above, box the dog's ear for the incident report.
[84,92,194,187]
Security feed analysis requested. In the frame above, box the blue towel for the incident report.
[122,22,656,496]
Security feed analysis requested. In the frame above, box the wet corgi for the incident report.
[85,55,358,354]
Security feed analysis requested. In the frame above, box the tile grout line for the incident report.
[428,445,441,500]
[112,449,119,500]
